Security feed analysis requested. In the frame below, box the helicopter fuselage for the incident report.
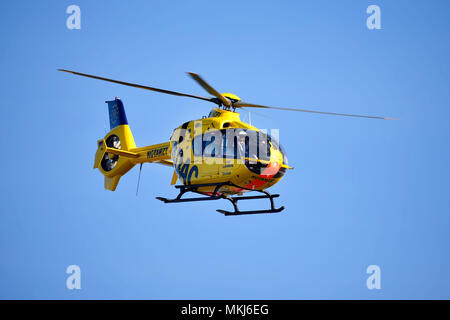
[168,108,290,196]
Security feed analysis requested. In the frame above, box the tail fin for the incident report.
[93,98,137,191]
[107,97,128,130]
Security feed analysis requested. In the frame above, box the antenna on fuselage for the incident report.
[136,163,143,196]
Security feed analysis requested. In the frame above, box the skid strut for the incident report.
[219,190,284,216]
[156,182,284,215]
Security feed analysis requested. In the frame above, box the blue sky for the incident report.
[0,0,449,299]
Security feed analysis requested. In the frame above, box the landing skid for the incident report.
[156,182,284,216]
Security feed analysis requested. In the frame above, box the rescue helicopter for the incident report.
[58,69,396,215]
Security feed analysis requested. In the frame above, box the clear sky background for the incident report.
[0,0,449,299]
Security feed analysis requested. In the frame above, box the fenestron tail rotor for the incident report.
[58,69,397,120]
[101,134,121,172]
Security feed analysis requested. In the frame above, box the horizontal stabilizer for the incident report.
[105,147,139,158]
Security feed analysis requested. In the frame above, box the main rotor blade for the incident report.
[234,102,398,120]
[58,69,214,103]
[187,72,232,107]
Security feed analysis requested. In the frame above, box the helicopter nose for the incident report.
[243,160,281,190]
[259,161,281,179]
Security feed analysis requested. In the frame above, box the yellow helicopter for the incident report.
[58,69,396,215]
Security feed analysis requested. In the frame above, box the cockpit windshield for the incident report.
[266,132,288,165]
